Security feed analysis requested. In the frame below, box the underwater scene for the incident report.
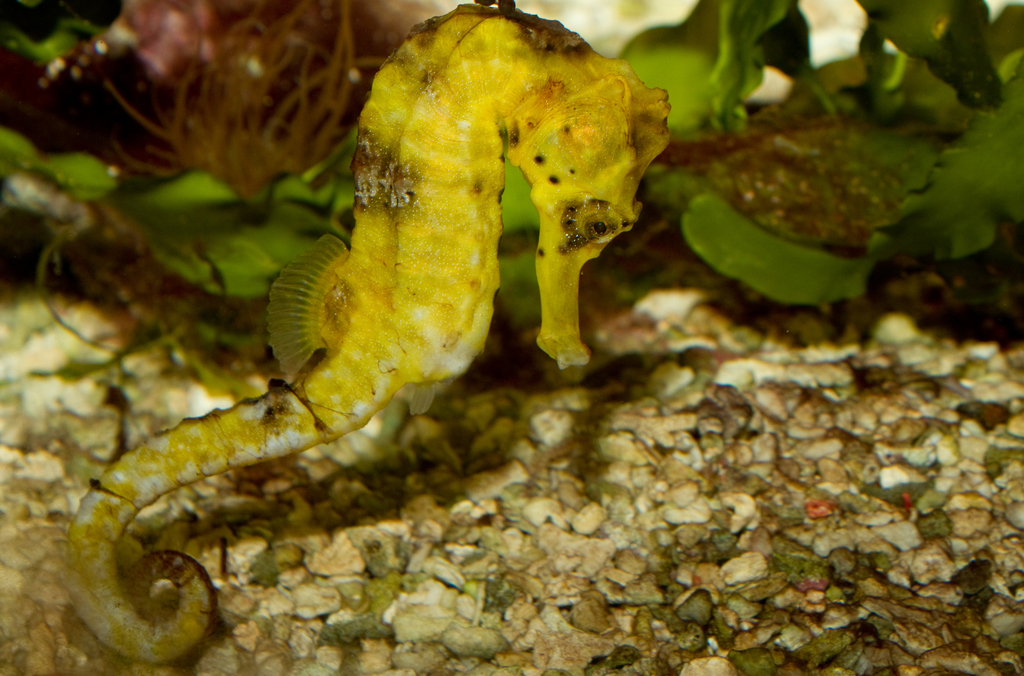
[2,0,1024,674]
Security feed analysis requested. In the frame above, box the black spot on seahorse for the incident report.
[561,203,579,232]
[558,232,587,254]
[261,398,290,426]
[509,123,520,148]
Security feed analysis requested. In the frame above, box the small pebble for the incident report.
[679,656,739,676]
[720,552,769,586]
[871,521,923,552]
[441,626,509,659]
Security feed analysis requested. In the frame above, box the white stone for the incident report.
[972,377,1024,403]
[878,465,927,489]
[949,508,992,538]
[986,595,1024,636]
[530,409,575,447]
[821,604,859,629]
[909,542,955,585]
[871,521,922,552]
[1007,501,1024,530]
[255,587,295,616]
[720,552,768,586]
[775,624,811,651]
[947,492,993,511]
[719,492,759,533]
[874,314,924,344]
[307,530,366,577]
[634,289,705,322]
[572,503,607,535]
[754,388,788,420]
[226,536,268,585]
[784,362,853,388]
[916,582,963,606]
[935,434,961,466]
[920,648,1002,676]
[663,497,712,525]
[665,481,700,508]
[797,438,843,460]
[649,362,695,400]
[422,557,465,590]
[523,497,566,528]
[812,529,856,558]
[1007,413,1024,438]
[13,450,64,482]
[534,523,616,578]
[316,646,344,672]
[714,359,785,388]
[679,657,738,676]
[289,583,341,619]
[597,433,650,466]
[465,461,530,501]
[901,444,936,467]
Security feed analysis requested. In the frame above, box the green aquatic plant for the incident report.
[624,0,1024,304]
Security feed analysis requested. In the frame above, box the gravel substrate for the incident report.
[2,288,1024,676]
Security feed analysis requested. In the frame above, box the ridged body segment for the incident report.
[66,3,670,663]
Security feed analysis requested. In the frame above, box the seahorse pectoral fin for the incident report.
[535,214,605,369]
[267,234,351,375]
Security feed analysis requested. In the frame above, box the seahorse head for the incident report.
[510,72,669,368]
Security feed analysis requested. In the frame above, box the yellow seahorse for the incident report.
[66,2,669,662]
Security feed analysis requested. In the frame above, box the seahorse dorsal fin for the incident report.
[408,382,437,415]
[267,234,349,375]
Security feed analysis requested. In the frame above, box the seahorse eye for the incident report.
[592,221,608,236]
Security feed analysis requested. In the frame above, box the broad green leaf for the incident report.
[0,125,117,200]
[999,48,1024,83]
[43,153,120,200]
[625,46,715,135]
[0,20,78,62]
[0,126,40,168]
[683,194,875,304]
[502,156,539,233]
[856,0,1000,109]
[661,123,938,249]
[710,0,790,131]
[621,0,719,135]
[496,250,541,329]
[624,45,715,136]
[872,73,1024,260]
[105,172,336,297]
